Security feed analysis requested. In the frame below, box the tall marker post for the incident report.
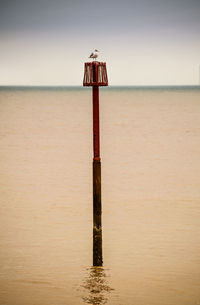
[83,61,108,266]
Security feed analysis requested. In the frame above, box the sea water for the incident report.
[0,86,200,305]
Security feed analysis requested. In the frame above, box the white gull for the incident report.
[89,49,99,60]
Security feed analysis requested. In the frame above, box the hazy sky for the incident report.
[1,0,200,85]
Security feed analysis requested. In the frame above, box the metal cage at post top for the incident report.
[83,61,108,86]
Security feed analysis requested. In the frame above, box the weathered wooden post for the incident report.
[83,61,108,266]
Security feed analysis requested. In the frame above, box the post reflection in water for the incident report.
[82,267,114,305]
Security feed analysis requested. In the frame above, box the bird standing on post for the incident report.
[89,49,99,60]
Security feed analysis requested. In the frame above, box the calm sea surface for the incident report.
[0,86,200,305]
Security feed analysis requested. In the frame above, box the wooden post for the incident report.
[92,85,102,266]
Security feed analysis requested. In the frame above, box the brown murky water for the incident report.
[0,87,200,305]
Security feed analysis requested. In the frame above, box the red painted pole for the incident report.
[93,86,100,161]
[92,84,102,266]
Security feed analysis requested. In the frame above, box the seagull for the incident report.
[89,49,99,60]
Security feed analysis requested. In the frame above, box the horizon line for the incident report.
[0,84,200,88]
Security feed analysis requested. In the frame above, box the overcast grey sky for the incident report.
[1,0,200,85]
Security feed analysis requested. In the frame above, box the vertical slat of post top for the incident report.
[90,63,93,85]
[96,62,98,85]
[93,63,96,84]
[103,64,106,84]
[83,64,85,84]
[104,63,108,84]
[83,63,86,85]
[106,64,108,83]
[99,64,102,84]
[86,65,89,84]
[87,64,89,84]
[86,64,88,84]
[102,63,104,84]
